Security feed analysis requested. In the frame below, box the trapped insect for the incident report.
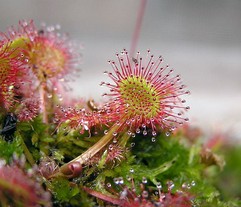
[87,99,99,111]
[0,113,17,142]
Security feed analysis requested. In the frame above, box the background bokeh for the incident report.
[0,0,241,137]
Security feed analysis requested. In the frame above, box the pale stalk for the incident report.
[40,82,48,124]
[55,123,120,177]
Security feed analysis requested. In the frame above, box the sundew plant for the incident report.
[0,12,241,207]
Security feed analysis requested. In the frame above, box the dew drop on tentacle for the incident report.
[152,130,157,136]
[127,130,132,136]
[167,180,175,191]
[151,137,156,142]
[118,177,124,184]
[142,177,148,184]
[104,130,108,135]
[136,128,141,134]
[129,168,134,174]
[106,183,112,188]
[165,131,170,137]
[182,182,187,189]
[130,142,135,147]
[108,145,113,151]
[114,177,119,184]
[143,130,147,136]
[156,182,162,190]
[191,180,196,186]
[126,175,132,181]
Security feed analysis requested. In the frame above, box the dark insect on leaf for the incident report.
[87,99,99,111]
[0,113,17,142]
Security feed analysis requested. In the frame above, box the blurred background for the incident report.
[0,0,241,138]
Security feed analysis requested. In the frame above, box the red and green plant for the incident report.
[0,19,240,207]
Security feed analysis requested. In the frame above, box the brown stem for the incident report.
[53,123,121,177]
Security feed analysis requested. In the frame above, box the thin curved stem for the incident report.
[54,124,121,177]
[130,0,147,59]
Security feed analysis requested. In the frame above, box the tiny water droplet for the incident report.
[136,128,141,133]
[104,130,108,134]
[109,145,113,150]
[151,137,156,142]
[126,175,131,181]
[182,182,187,189]
[119,177,124,184]
[114,178,119,184]
[165,131,170,137]
[142,124,146,128]
[127,130,132,136]
[167,180,175,191]
[106,183,111,188]
[152,131,157,136]
[156,182,162,189]
[191,180,196,186]
[47,93,52,98]
[130,168,134,173]
[113,131,118,136]
[130,142,135,147]
[171,126,176,131]
[143,130,147,136]
[142,177,147,184]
